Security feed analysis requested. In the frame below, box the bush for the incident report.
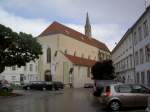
[91,60,115,80]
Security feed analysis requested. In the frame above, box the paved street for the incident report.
[0,88,145,112]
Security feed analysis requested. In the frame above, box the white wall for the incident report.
[0,61,39,84]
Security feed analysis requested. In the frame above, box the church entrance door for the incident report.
[45,70,52,81]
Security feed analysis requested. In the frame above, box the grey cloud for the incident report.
[0,0,149,50]
[1,0,147,23]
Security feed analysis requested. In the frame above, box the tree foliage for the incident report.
[91,60,115,80]
[0,24,42,73]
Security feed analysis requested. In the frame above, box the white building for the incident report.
[112,6,150,87]
[112,29,135,84]
[0,61,39,84]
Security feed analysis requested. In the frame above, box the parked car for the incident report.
[23,81,53,90]
[93,80,118,97]
[23,81,64,91]
[0,80,13,92]
[100,83,150,111]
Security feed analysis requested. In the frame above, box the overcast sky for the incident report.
[0,0,149,50]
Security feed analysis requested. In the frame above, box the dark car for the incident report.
[23,81,64,91]
[23,81,53,90]
[0,80,13,92]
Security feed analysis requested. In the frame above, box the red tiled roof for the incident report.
[39,21,110,52]
[65,54,96,67]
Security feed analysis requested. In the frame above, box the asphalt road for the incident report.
[0,88,145,112]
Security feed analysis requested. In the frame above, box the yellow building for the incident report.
[37,15,110,88]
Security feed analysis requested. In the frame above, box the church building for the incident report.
[37,14,110,88]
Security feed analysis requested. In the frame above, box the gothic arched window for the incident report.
[47,48,51,63]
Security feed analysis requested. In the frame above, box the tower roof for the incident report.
[85,12,91,37]
[86,12,90,26]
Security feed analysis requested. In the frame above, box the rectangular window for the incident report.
[24,65,26,71]
[135,51,139,65]
[141,72,145,84]
[12,66,16,71]
[136,72,140,83]
[145,44,150,62]
[140,48,144,64]
[126,57,129,69]
[134,32,137,45]
[29,64,33,72]
[143,20,149,37]
[2,76,5,80]
[147,71,150,86]
[130,55,133,68]
[35,65,38,72]
[138,26,142,41]
[11,76,16,81]
[29,75,33,81]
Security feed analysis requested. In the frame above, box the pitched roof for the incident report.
[39,21,110,52]
[65,54,96,67]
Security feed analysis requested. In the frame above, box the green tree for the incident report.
[91,60,115,80]
[0,24,42,73]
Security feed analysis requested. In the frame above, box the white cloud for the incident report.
[1,0,146,25]
[0,7,124,50]
[0,7,49,36]
[1,0,148,51]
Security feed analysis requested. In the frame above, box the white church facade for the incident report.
[37,14,110,88]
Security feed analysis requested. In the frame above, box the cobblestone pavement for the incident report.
[0,88,145,112]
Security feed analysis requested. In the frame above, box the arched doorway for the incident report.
[45,70,52,81]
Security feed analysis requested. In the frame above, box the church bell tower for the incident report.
[85,12,92,37]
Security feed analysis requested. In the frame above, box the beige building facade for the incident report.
[37,16,110,88]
